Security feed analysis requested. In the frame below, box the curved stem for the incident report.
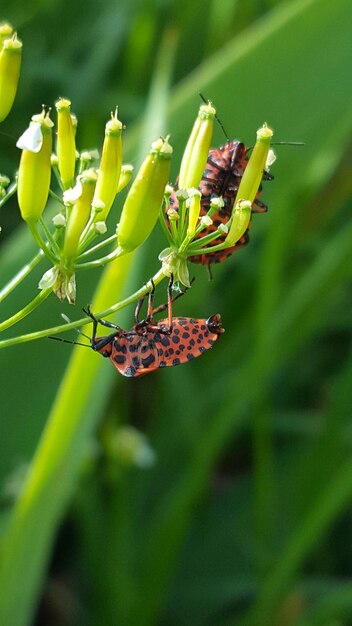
[74,245,125,270]
[187,239,229,257]
[0,250,44,302]
[28,223,59,265]
[77,234,116,259]
[158,209,174,246]
[39,218,62,258]
[0,180,17,208]
[0,288,52,333]
[0,268,166,349]
[49,189,65,205]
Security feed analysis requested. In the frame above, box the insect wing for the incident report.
[110,333,160,378]
[152,316,223,368]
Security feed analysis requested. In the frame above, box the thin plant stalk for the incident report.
[0,288,52,332]
[0,249,44,302]
[0,267,166,348]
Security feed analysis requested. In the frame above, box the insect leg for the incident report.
[83,306,122,336]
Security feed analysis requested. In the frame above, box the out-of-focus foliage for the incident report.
[0,0,352,624]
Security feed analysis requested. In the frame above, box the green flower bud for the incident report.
[0,32,22,122]
[92,110,123,222]
[55,97,76,189]
[116,163,133,193]
[186,188,201,237]
[236,123,273,203]
[63,169,97,265]
[178,102,215,190]
[225,200,252,246]
[117,136,172,253]
[17,109,53,223]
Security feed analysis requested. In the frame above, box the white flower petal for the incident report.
[38,266,58,290]
[63,179,83,204]
[16,122,43,153]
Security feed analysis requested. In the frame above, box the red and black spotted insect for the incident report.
[80,278,224,378]
[169,139,271,266]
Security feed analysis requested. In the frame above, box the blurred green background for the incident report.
[0,0,352,624]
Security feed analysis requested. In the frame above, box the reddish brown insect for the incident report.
[83,278,224,378]
[170,140,271,265]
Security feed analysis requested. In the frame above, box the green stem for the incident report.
[28,222,59,264]
[0,250,44,302]
[0,268,166,348]
[77,234,117,259]
[39,217,62,257]
[187,239,229,257]
[74,245,125,269]
[158,208,174,246]
[49,189,65,205]
[187,220,232,249]
[0,180,17,208]
[0,288,52,333]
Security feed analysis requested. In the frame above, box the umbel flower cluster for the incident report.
[13,99,273,303]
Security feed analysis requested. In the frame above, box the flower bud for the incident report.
[236,123,273,203]
[178,102,215,190]
[225,200,252,246]
[0,22,13,47]
[63,169,97,264]
[167,208,179,221]
[92,110,123,222]
[116,164,133,193]
[117,136,172,253]
[164,183,173,197]
[55,97,76,189]
[0,32,22,122]
[186,188,201,237]
[17,109,53,223]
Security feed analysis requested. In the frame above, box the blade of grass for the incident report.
[238,360,352,626]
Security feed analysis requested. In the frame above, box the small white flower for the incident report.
[63,179,83,204]
[52,213,66,227]
[16,122,43,153]
[175,189,189,201]
[218,223,229,234]
[265,149,277,171]
[210,196,224,209]
[38,266,59,290]
[187,187,201,198]
[92,199,105,213]
[94,221,107,234]
[164,183,174,196]
[167,208,179,220]
[201,215,213,227]
[80,149,99,161]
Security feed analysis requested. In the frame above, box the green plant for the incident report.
[0,1,351,625]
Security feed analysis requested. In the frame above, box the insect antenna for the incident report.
[271,141,305,146]
[61,313,91,340]
[247,141,304,153]
[47,335,91,348]
[198,92,229,142]
[47,312,92,347]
